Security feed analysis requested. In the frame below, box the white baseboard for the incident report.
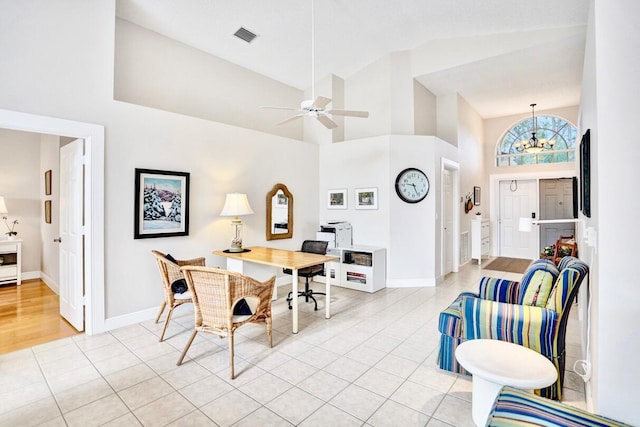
[39,272,59,294]
[22,270,40,281]
[103,306,159,332]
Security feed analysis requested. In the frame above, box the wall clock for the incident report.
[395,167,430,203]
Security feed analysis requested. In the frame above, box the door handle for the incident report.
[53,237,62,243]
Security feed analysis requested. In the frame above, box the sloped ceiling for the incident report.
[116,0,589,118]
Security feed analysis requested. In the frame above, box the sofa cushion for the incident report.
[487,386,630,426]
[518,261,559,307]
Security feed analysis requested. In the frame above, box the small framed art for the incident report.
[44,170,52,196]
[355,187,378,210]
[134,168,190,239]
[328,189,347,209]
[44,200,52,224]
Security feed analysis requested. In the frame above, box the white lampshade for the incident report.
[0,196,8,216]
[518,217,533,232]
[220,193,254,217]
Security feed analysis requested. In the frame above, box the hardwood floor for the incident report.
[0,279,80,354]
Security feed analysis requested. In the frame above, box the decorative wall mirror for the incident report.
[266,183,293,240]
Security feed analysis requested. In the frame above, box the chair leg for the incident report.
[154,301,166,324]
[266,316,273,348]
[176,330,198,366]
[159,306,174,342]
[229,333,235,379]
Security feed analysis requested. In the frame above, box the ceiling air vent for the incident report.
[233,27,257,43]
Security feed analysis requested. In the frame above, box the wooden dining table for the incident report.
[213,246,339,334]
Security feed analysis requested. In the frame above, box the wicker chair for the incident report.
[177,266,275,379]
[283,240,329,311]
[151,250,206,342]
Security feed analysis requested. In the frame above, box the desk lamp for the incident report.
[220,193,254,252]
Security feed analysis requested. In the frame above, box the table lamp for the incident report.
[220,193,254,252]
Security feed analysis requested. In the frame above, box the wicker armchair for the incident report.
[177,266,275,379]
[151,250,206,342]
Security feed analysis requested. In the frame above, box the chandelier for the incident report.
[515,103,555,153]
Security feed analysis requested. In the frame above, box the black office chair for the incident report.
[283,240,329,311]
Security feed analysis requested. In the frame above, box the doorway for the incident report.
[441,158,460,275]
[0,108,105,335]
[491,171,577,260]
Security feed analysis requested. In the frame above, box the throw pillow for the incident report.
[233,298,253,316]
[171,278,188,294]
[165,253,178,264]
[520,270,555,307]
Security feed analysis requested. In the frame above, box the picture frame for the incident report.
[580,129,591,218]
[328,188,347,209]
[134,168,190,239]
[355,187,378,210]
[44,200,51,224]
[275,192,288,207]
[44,170,52,196]
[474,186,481,206]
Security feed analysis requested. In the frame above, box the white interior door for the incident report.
[443,169,453,274]
[499,179,538,259]
[59,139,84,331]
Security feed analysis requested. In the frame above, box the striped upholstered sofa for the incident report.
[486,386,630,426]
[437,256,589,400]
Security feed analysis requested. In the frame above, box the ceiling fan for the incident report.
[261,0,369,130]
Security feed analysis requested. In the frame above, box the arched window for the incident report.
[496,115,577,166]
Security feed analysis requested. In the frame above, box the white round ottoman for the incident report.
[455,339,558,426]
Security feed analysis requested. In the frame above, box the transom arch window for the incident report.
[496,115,577,166]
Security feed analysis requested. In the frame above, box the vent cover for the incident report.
[233,27,257,43]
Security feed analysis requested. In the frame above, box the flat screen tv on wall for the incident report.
[580,129,591,218]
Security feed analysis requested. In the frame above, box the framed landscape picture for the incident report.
[134,168,190,239]
[328,188,347,209]
[355,187,378,210]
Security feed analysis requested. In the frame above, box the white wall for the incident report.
[413,80,437,136]
[0,0,320,323]
[0,129,42,276]
[579,0,640,423]
[39,134,60,292]
[319,135,458,286]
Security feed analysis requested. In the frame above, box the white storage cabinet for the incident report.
[0,239,22,286]
[314,245,386,293]
[471,219,490,266]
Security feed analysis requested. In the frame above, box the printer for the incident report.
[316,221,352,248]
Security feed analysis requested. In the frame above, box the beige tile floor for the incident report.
[0,263,586,426]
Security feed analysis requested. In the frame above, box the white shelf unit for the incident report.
[0,239,22,286]
[314,245,386,293]
[471,218,490,266]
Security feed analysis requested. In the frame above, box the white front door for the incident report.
[59,139,84,331]
[499,179,538,259]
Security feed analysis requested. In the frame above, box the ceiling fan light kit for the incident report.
[261,0,369,130]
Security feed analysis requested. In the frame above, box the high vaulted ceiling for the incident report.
[116,0,590,119]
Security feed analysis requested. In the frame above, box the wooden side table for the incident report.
[455,339,558,426]
[0,238,22,285]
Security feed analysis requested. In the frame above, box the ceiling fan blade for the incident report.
[261,105,299,111]
[276,114,305,126]
[327,109,369,118]
[311,96,332,109]
[317,115,338,129]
